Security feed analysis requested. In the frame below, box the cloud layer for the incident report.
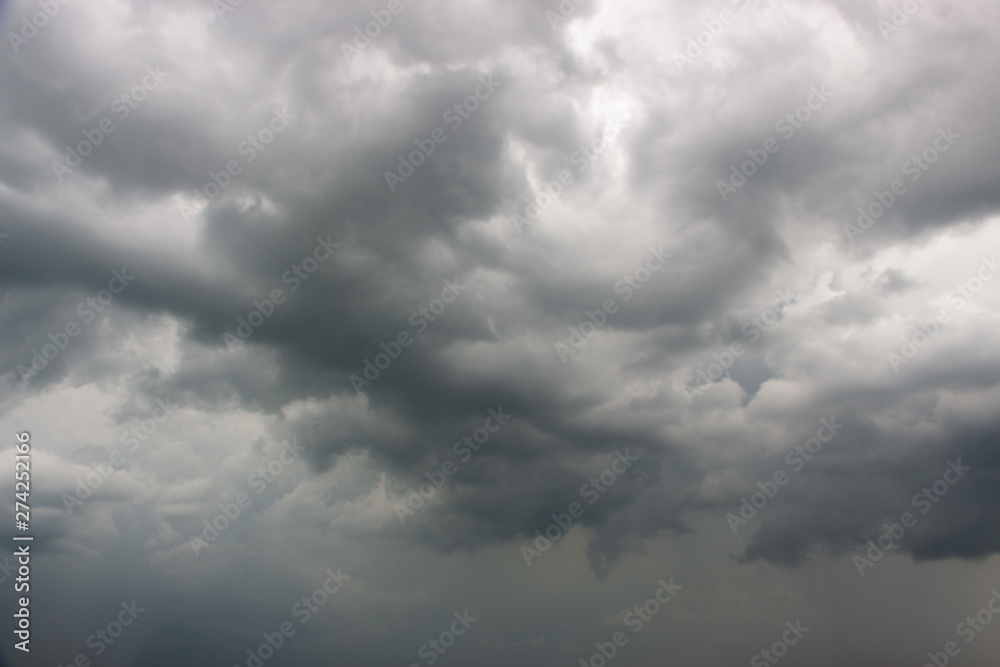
[2,0,1000,665]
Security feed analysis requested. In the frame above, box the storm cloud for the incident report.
[2,0,1000,665]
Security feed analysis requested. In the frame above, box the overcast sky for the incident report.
[2,0,1000,665]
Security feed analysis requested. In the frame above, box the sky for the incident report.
[1,0,1000,665]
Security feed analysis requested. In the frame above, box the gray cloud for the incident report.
[2,0,1000,665]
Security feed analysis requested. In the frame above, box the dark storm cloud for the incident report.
[736,419,1000,567]
[3,1,1000,666]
